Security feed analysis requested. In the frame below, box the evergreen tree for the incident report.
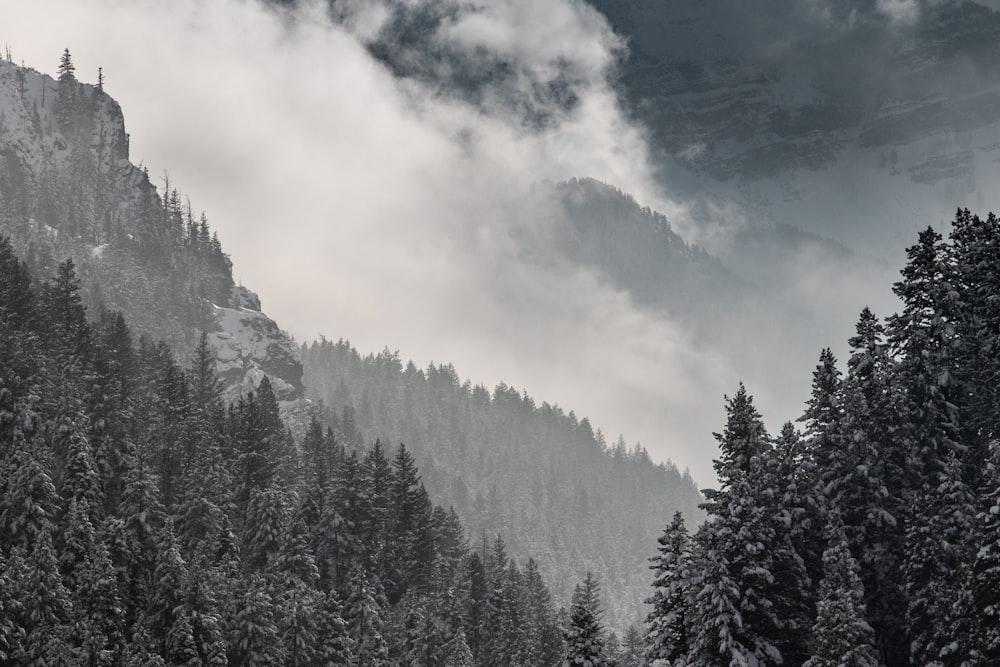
[572,571,605,631]
[241,486,288,573]
[644,511,691,665]
[620,625,643,667]
[228,574,284,666]
[904,452,977,666]
[803,517,879,667]
[562,601,615,667]
[15,526,74,665]
[690,385,809,666]
[2,428,60,551]
[344,565,391,666]
[973,440,1000,660]
[0,552,26,662]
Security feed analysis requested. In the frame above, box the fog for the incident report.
[5,0,909,486]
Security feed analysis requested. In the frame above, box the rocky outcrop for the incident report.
[210,286,304,403]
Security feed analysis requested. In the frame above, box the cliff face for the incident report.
[0,58,304,402]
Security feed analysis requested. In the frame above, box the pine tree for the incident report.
[466,551,488,663]
[686,532,744,667]
[803,517,879,667]
[620,625,643,667]
[562,601,615,667]
[241,486,288,573]
[231,378,286,523]
[55,48,77,131]
[15,526,74,665]
[644,511,691,665]
[344,565,391,666]
[0,235,35,329]
[904,452,977,666]
[71,537,125,666]
[313,591,352,665]
[318,450,369,593]
[1,427,59,552]
[0,552,26,662]
[973,440,1000,660]
[689,385,805,666]
[150,523,190,657]
[443,626,474,667]
[228,574,284,666]
[572,571,605,631]
[118,447,167,625]
[523,557,562,665]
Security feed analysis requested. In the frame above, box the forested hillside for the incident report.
[0,51,703,659]
[642,208,1000,666]
[301,339,704,632]
[0,236,580,664]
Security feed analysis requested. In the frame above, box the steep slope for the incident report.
[0,57,303,401]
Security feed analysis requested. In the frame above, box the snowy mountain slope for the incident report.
[0,58,304,402]
[0,51,707,633]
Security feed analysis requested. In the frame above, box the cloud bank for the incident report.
[3,0,895,485]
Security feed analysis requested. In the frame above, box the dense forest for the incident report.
[0,52,670,665]
[644,208,1000,666]
[7,42,1000,667]
[300,339,703,633]
[0,236,590,665]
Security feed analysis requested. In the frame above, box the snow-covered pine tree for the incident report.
[689,385,810,666]
[0,551,25,661]
[973,440,1000,660]
[803,516,879,667]
[562,599,616,667]
[344,564,391,666]
[241,485,289,573]
[644,511,691,665]
[228,574,284,666]
[904,451,978,666]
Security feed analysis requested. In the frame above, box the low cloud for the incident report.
[3,0,911,486]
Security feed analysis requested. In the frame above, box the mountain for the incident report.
[0,53,707,633]
[596,0,1000,251]
[0,52,580,666]
[0,57,304,404]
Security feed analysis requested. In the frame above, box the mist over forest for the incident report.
[2,0,1000,665]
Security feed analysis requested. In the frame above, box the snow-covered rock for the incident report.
[209,301,303,403]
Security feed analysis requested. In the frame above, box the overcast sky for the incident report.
[3,0,913,486]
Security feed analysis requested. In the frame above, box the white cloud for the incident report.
[4,0,738,483]
[4,0,910,487]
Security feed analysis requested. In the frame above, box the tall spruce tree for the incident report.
[644,511,691,665]
[562,600,616,667]
[803,517,879,667]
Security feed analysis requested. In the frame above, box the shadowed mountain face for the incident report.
[289,0,1000,253]
[593,0,1000,253]
[597,0,1000,176]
